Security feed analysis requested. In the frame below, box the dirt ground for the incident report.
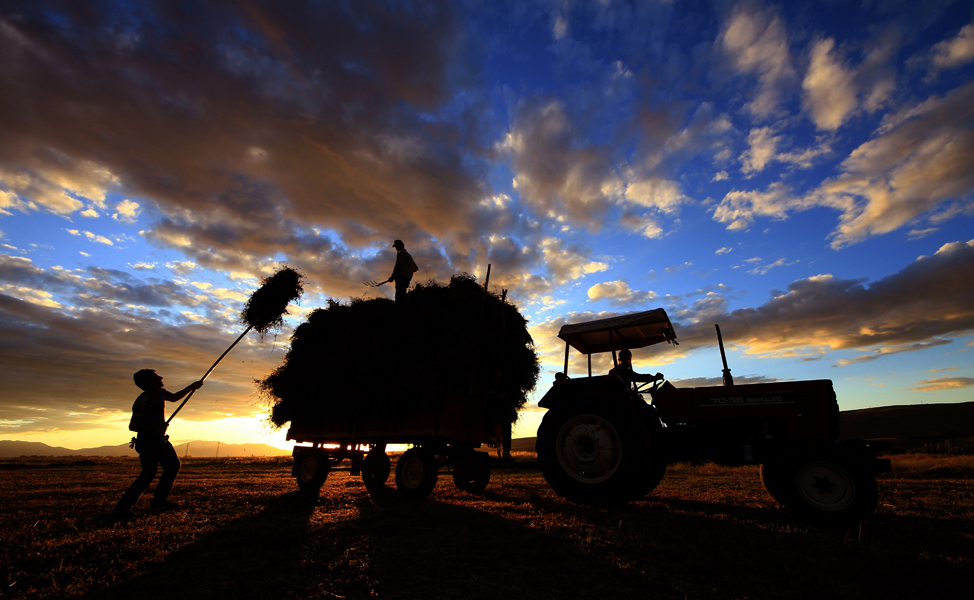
[1,454,971,599]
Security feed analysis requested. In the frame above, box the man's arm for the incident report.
[166,380,204,402]
[631,371,664,383]
[388,253,406,282]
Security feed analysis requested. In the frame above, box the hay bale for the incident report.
[241,267,304,335]
[260,274,538,429]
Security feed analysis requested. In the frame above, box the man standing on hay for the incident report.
[112,369,203,520]
[387,239,418,303]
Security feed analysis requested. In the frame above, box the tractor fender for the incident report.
[538,376,662,446]
[538,376,633,412]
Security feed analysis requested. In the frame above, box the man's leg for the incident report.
[113,439,160,515]
[394,279,408,303]
[152,441,181,506]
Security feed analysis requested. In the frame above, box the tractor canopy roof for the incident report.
[558,308,678,355]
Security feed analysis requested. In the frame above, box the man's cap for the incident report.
[392,239,404,248]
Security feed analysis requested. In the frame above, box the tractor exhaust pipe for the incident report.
[715,324,734,387]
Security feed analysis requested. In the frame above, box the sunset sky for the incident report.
[2,0,972,451]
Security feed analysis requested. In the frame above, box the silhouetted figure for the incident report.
[608,349,663,391]
[112,369,202,519]
[387,239,418,303]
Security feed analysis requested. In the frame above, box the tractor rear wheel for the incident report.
[295,451,329,493]
[395,447,439,498]
[773,445,878,523]
[537,406,653,506]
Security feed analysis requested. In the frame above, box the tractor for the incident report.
[535,309,891,523]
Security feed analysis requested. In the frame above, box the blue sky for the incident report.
[1,0,972,450]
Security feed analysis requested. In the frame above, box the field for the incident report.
[2,453,972,599]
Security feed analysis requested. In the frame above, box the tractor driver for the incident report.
[609,349,663,390]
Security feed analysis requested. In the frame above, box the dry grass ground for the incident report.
[1,453,971,599]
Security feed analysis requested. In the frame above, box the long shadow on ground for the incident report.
[88,480,973,600]
[309,486,684,600]
[92,491,319,600]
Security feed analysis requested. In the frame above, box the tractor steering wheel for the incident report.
[636,374,665,394]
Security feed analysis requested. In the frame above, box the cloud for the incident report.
[802,38,858,131]
[499,98,619,226]
[0,1,492,290]
[747,257,790,275]
[664,262,693,274]
[716,247,733,255]
[113,199,141,224]
[0,250,312,433]
[539,237,609,285]
[0,159,114,216]
[907,228,938,240]
[619,213,665,239]
[67,229,114,246]
[740,126,832,175]
[819,81,974,248]
[623,177,686,214]
[587,280,657,306]
[0,188,35,215]
[715,81,974,247]
[834,339,953,366]
[718,3,795,118]
[712,181,808,230]
[165,261,197,276]
[906,376,974,392]
[665,240,974,362]
[929,18,974,74]
[740,127,780,174]
[0,291,286,433]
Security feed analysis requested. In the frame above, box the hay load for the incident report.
[261,274,539,430]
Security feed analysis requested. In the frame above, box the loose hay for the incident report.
[260,274,539,429]
[242,267,305,335]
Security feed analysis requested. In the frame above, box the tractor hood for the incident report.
[557,308,678,355]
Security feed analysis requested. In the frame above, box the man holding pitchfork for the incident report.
[112,370,203,520]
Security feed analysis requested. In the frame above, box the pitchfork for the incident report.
[364,279,389,287]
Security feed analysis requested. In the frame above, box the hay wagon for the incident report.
[286,388,506,498]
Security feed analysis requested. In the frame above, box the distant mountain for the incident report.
[0,439,292,458]
[839,401,974,441]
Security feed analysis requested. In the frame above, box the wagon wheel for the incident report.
[395,447,438,498]
[453,453,491,494]
[361,448,392,488]
[295,451,329,494]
